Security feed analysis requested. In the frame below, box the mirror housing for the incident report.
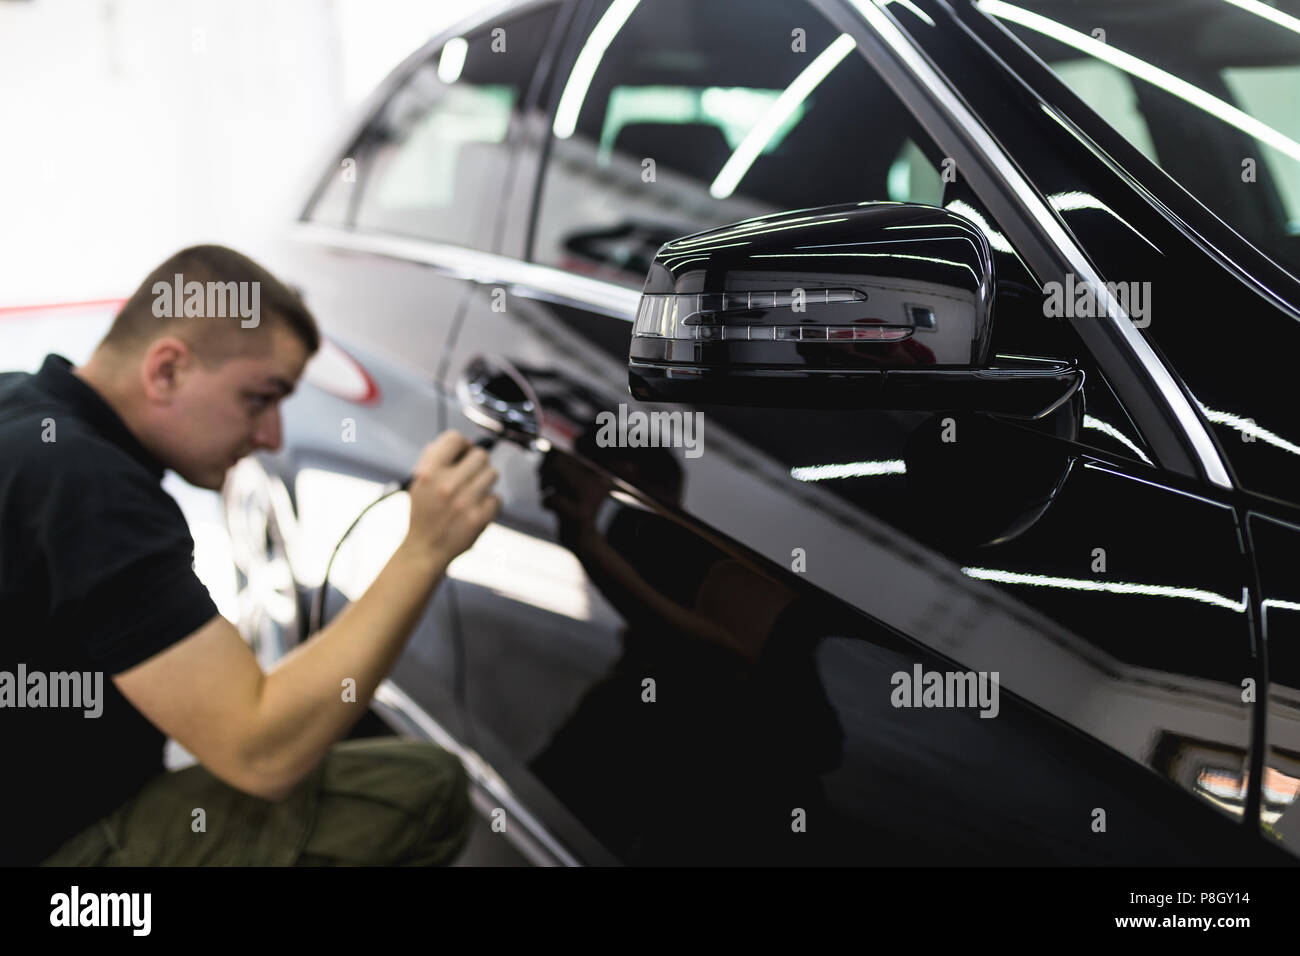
[628,202,1079,418]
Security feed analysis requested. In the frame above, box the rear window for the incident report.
[307,3,560,250]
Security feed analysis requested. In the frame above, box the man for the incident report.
[0,245,499,865]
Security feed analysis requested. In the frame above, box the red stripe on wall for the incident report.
[0,298,125,319]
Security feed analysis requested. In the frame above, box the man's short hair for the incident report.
[103,245,320,365]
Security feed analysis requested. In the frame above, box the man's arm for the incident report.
[113,431,498,801]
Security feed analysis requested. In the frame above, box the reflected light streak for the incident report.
[554,0,642,139]
[1082,414,1153,464]
[963,566,1249,612]
[1223,0,1300,38]
[882,0,936,27]
[978,0,1300,162]
[944,200,1014,253]
[660,240,754,265]
[667,216,847,250]
[885,223,964,230]
[437,37,467,84]
[797,235,979,250]
[791,459,907,481]
[1047,191,1162,253]
[1199,403,1300,457]
[711,34,857,199]
[751,251,979,282]
[658,256,711,270]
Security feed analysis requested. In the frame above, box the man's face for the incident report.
[152,324,310,490]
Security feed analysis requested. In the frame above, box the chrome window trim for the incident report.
[843,0,1232,490]
[287,222,640,321]
[371,679,584,867]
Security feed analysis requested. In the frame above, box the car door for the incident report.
[947,0,1300,860]
[434,0,1282,864]
[249,1,616,863]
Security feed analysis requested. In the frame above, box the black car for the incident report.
[230,0,1300,864]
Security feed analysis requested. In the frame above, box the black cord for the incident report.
[307,483,404,638]
[307,434,495,749]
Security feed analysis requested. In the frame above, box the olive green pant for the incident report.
[38,738,473,866]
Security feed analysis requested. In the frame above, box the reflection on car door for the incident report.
[439,0,1273,863]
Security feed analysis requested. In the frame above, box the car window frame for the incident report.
[810,0,1230,488]
[518,0,1207,481]
[300,0,570,253]
[524,0,957,275]
[959,0,1300,323]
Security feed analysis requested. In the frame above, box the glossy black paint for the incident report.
[1246,513,1300,852]
[257,0,1299,864]
[927,0,1300,507]
[893,0,1300,853]
[637,201,993,365]
[629,201,1090,414]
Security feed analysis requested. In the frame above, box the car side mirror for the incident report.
[627,201,1080,419]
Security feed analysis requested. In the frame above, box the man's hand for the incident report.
[404,431,500,565]
[114,430,500,802]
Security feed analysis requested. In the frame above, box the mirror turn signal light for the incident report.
[632,289,913,343]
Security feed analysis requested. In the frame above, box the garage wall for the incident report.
[0,0,493,306]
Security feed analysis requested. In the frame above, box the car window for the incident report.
[981,0,1300,281]
[532,0,948,287]
[530,0,1154,467]
[309,3,561,250]
[980,0,1300,502]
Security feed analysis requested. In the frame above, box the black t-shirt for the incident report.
[0,354,218,865]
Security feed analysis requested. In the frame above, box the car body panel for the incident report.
[238,0,1299,863]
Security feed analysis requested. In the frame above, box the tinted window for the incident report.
[982,0,1300,501]
[532,0,947,287]
[985,0,1300,281]
[312,4,560,249]
[533,0,1153,467]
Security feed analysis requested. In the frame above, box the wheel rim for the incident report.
[222,458,300,669]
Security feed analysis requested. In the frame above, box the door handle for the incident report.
[454,355,546,451]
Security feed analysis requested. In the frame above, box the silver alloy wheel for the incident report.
[222,457,301,670]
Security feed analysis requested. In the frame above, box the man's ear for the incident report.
[140,336,193,404]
